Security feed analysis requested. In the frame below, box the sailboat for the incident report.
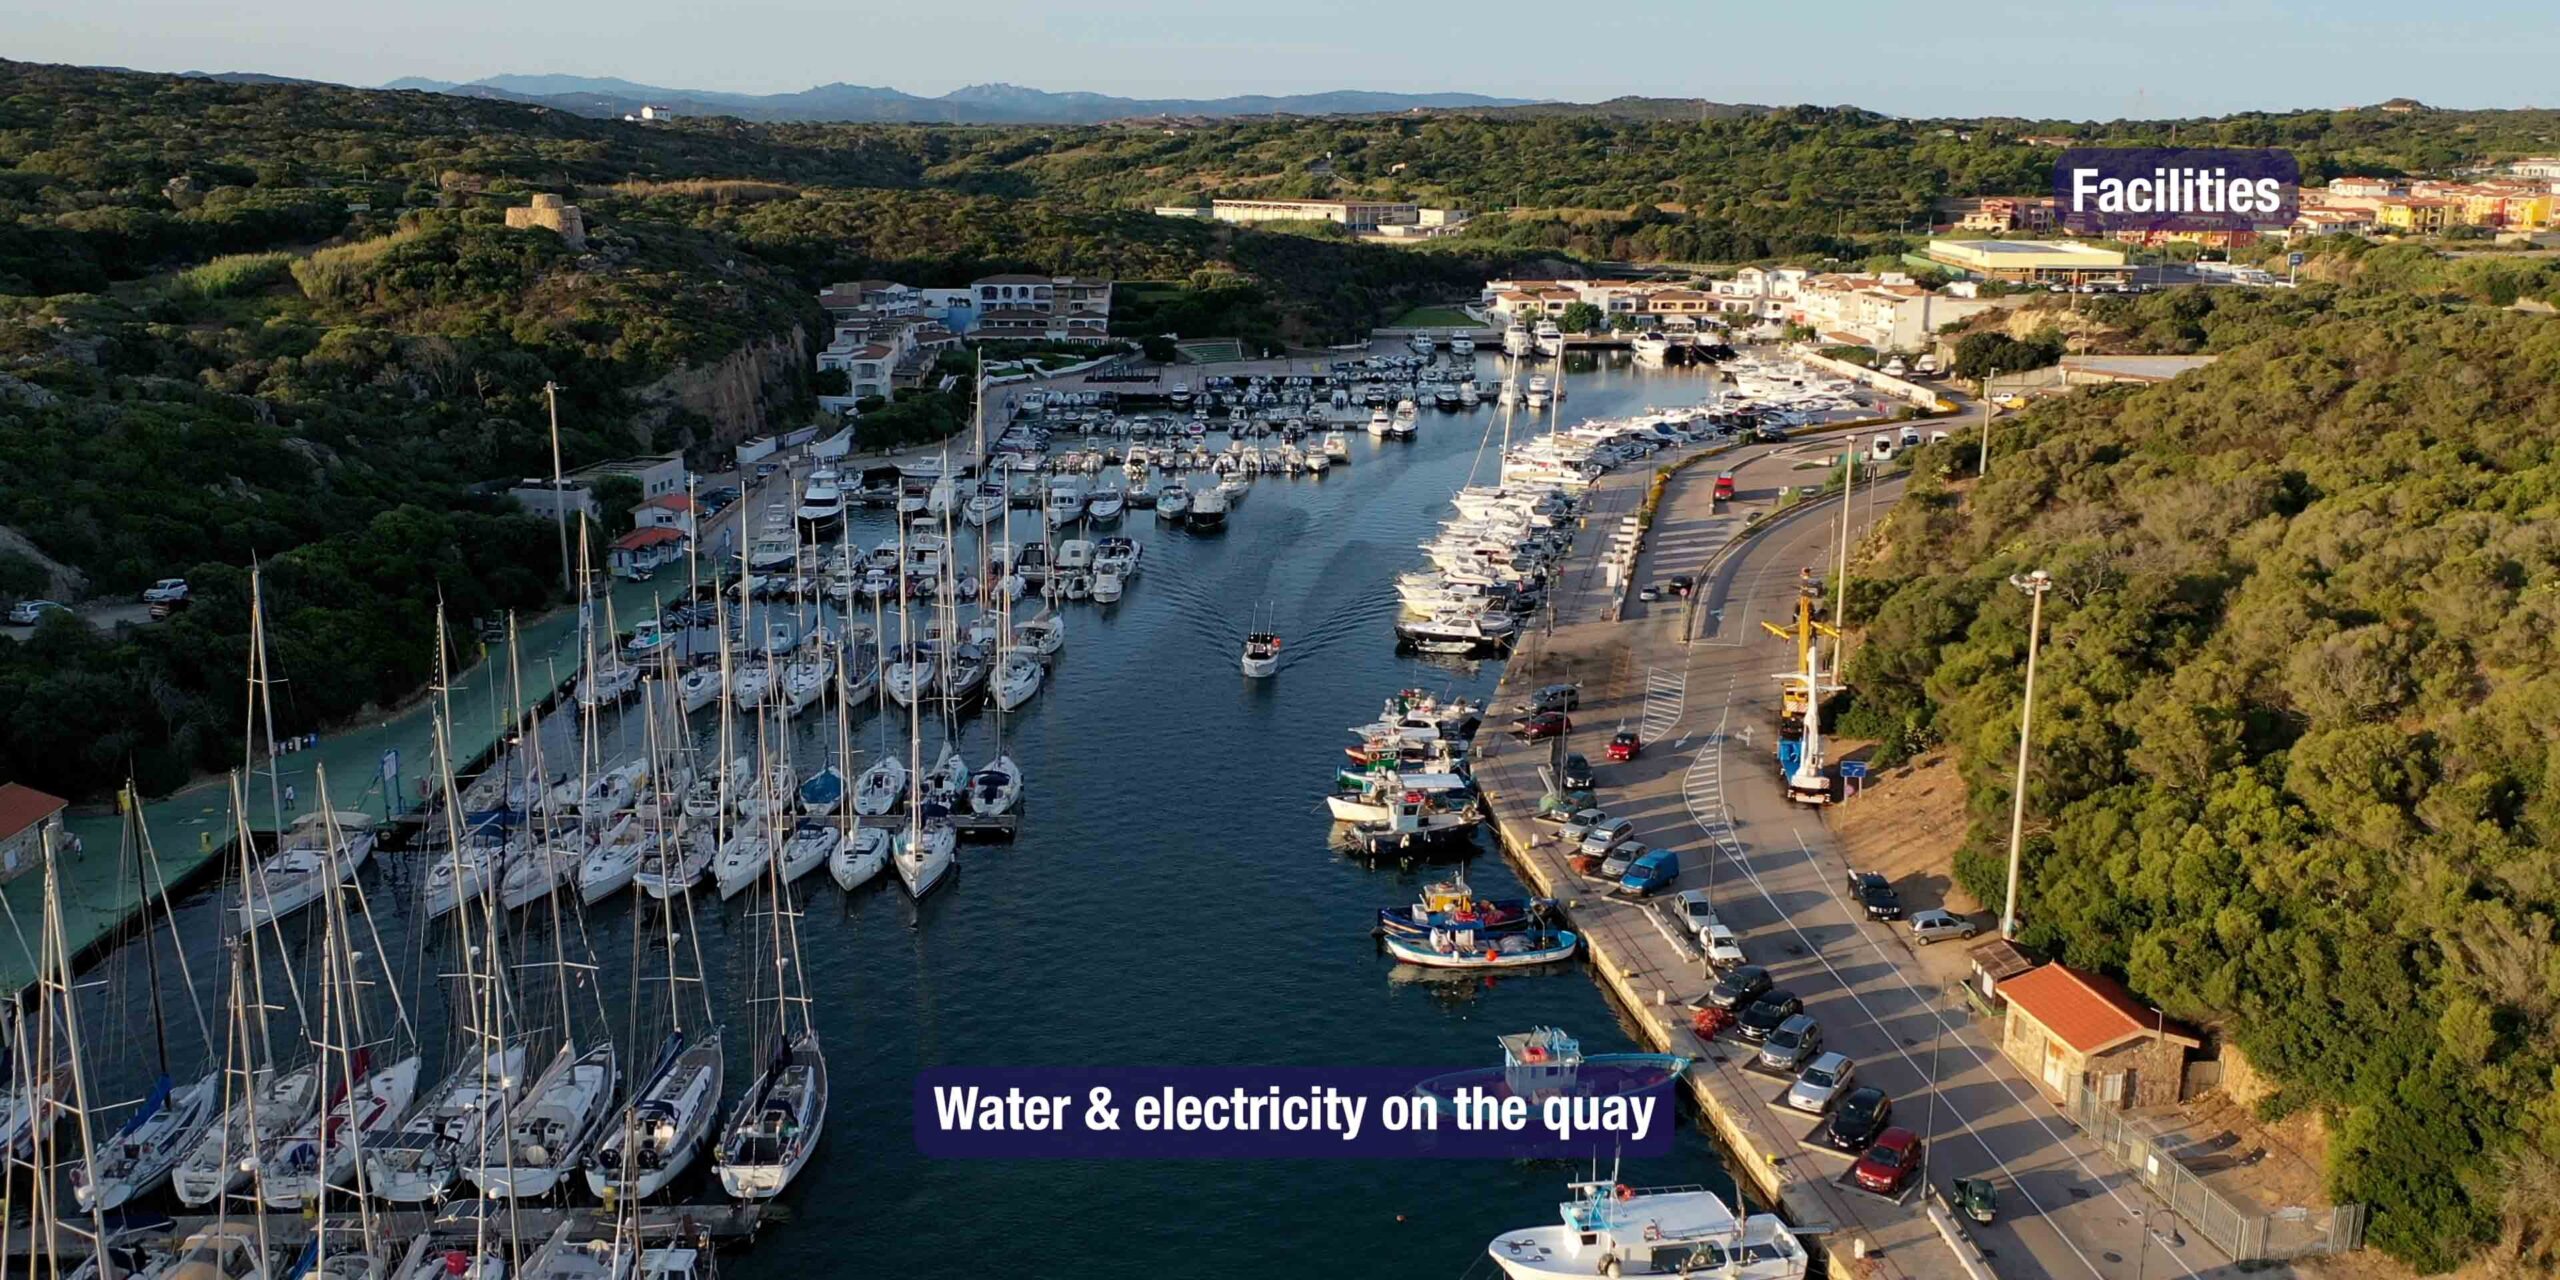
[71,789,222,1212]
[584,1027,725,1201]
[715,807,829,1199]
[893,516,957,899]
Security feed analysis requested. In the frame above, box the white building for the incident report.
[1785,273,2002,352]
[1210,198,1419,231]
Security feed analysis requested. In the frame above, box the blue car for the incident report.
[1619,847,1681,896]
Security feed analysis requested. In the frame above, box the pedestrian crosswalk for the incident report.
[1640,666,1686,744]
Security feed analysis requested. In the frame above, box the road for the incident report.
[1483,435,2240,1280]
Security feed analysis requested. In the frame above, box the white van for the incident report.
[1869,435,1896,463]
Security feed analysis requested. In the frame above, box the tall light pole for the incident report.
[1978,366,1999,478]
[544,380,571,600]
[2000,569,2053,939]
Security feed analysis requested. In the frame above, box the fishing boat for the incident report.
[364,1041,528,1203]
[1336,790,1482,859]
[1240,631,1281,678]
[236,811,377,930]
[585,1029,725,1201]
[465,1040,616,1199]
[1485,1173,1810,1279]
[829,825,892,891]
[1376,875,1544,942]
[1382,924,1579,970]
[1415,1027,1687,1115]
[715,1030,827,1199]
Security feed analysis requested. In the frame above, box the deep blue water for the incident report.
[61,353,1738,1279]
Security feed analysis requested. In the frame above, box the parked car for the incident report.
[1526,683,1581,713]
[1599,842,1648,883]
[1758,1014,1823,1072]
[1846,871,1903,921]
[1853,1127,1923,1195]
[1705,964,1773,1012]
[1787,1052,1856,1113]
[1700,924,1746,969]
[5,600,69,626]
[140,577,190,605]
[1578,817,1638,858]
[1560,753,1595,790]
[1908,908,1979,945]
[1675,888,1719,933]
[1513,712,1571,740]
[1618,847,1680,897]
[1554,809,1611,844]
[1735,990,1804,1042]
[1824,1087,1894,1152]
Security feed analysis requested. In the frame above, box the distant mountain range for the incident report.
[371,74,1539,124]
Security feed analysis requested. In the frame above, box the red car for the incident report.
[1513,712,1571,740]
[1606,730,1642,761]
[1853,1127,1922,1195]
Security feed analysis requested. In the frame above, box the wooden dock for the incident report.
[6,1205,763,1260]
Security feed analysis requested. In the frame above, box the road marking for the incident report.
[1681,689,2129,1280]
[1640,667,1687,743]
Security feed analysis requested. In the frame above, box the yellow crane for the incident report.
[1761,568,1838,720]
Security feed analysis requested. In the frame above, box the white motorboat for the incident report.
[714,1030,826,1200]
[1188,484,1229,532]
[851,756,906,816]
[1322,431,1350,461]
[1503,325,1534,356]
[1532,321,1563,356]
[1525,374,1552,407]
[364,1041,528,1204]
[794,469,845,532]
[1091,566,1124,602]
[968,755,1023,817]
[466,1040,617,1199]
[1156,485,1191,523]
[259,1052,422,1208]
[172,1062,320,1207]
[1241,631,1282,678]
[72,1070,220,1212]
[829,825,892,891]
[1367,407,1392,437]
[1486,1177,1810,1280]
[237,811,377,930]
[1043,476,1087,525]
[1087,485,1125,522]
[780,819,838,883]
[711,830,773,900]
[586,1029,724,1202]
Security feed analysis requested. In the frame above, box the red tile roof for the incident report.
[0,783,66,839]
[1999,963,2199,1054]
[610,527,687,553]
[638,494,695,511]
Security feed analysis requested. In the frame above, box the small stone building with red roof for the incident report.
[1995,961,2201,1109]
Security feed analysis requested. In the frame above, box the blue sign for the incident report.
[2287,252,2306,268]
[1839,761,1869,779]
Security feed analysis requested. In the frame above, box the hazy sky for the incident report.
[11,0,2556,118]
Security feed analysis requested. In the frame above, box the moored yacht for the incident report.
[1486,1176,1810,1280]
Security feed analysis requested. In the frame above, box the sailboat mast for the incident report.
[40,826,116,1280]
[124,789,173,1079]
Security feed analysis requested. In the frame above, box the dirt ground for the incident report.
[1826,746,1981,916]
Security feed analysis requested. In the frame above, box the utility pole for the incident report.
[1978,366,1998,478]
[1833,444,1853,672]
[2000,569,2053,938]
[544,380,572,600]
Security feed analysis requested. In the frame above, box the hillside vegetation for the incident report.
[1839,297,2560,1272]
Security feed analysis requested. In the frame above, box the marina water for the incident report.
[63,352,1742,1277]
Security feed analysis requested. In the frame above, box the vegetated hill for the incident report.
[384,74,1536,124]
[1836,294,2560,1273]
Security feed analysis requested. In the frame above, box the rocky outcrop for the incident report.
[630,322,810,455]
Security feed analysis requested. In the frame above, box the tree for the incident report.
[811,366,850,396]
[591,476,643,537]
[1141,334,1180,363]
[1949,328,2063,381]
[1558,302,1604,334]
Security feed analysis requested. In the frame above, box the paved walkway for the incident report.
[1476,439,2244,1280]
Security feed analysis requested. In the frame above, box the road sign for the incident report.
[2287,252,2305,268]
[1839,761,1869,779]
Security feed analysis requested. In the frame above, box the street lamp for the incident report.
[1999,569,2053,939]
[1978,366,1998,478]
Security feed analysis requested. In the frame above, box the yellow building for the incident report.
[2375,198,2457,234]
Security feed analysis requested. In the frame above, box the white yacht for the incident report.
[1631,331,1672,365]
[1525,374,1552,408]
[1044,475,1087,525]
[173,1062,320,1206]
[1487,1178,1809,1280]
[829,825,892,890]
[586,1029,725,1201]
[364,1041,528,1204]
[1503,325,1534,357]
[1367,407,1392,438]
[794,469,845,532]
[466,1040,617,1199]
[1187,482,1229,532]
[1532,320,1564,356]
[73,1070,221,1212]
[712,830,773,900]
[259,1052,422,1208]
[715,1029,827,1199]
[237,811,377,930]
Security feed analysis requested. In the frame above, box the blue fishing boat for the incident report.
[1381,923,1578,969]
[1414,1026,1688,1113]
[1375,872,1548,941]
